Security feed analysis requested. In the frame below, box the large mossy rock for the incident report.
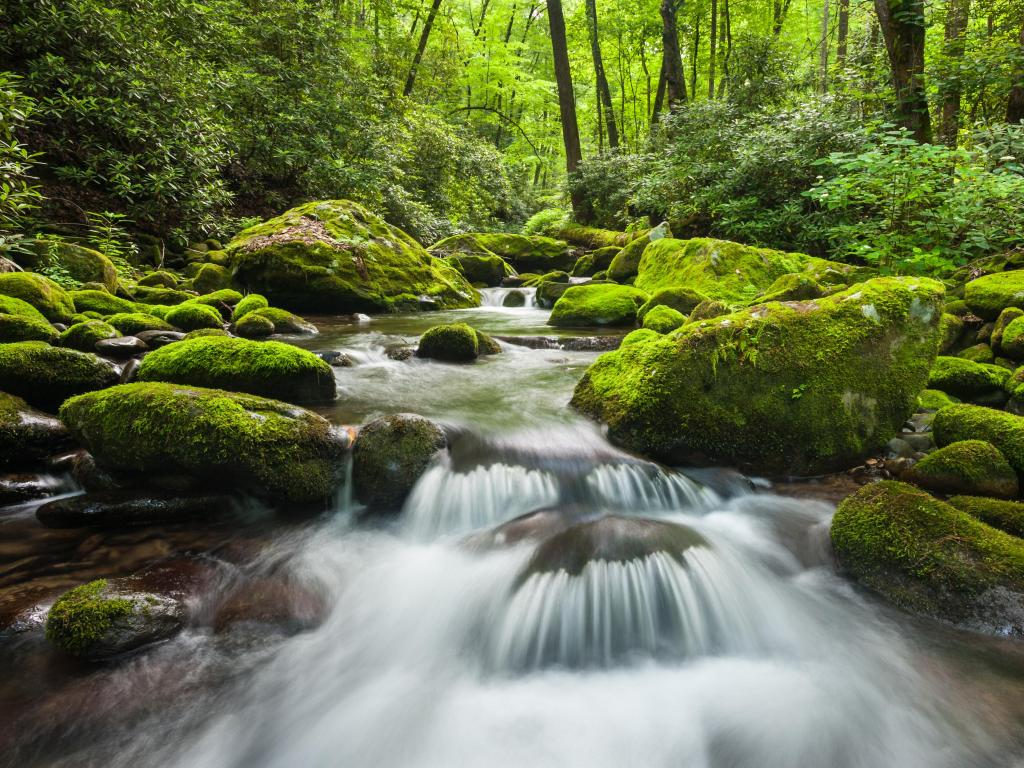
[933,404,1024,475]
[45,578,186,660]
[228,200,478,313]
[0,294,58,343]
[0,342,119,411]
[902,440,1018,499]
[60,383,349,505]
[137,336,336,404]
[352,413,446,511]
[443,253,515,287]
[416,322,500,362]
[165,302,223,331]
[964,270,1024,320]
[548,284,649,327]
[17,239,119,292]
[0,391,70,468]
[430,233,574,273]
[949,495,1024,538]
[607,235,653,282]
[633,237,872,305]
[831,481,1024,634]
[927,356,1009,399]
[571,277,944,475]
[0,272,76,323]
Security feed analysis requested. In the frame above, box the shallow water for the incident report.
[3,296,1024,767]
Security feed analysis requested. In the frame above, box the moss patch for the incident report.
[21,239,118,292]
[637,287,708,322]
[917,389,960,410]
[105,312,175,335]
[948,496,1024,538]
[70,289,138,316]
[0,272,75,323]
[417,323,479,362]
[927,356,1009,399]
[45,580,133,655]
[165,302,223,331]
[249,307,317,335]
[964,270,1024,320]
[641,304,686,334]
[0,341,119,411]
[59,320,120,352]
[933,404,1024,475]
[548,284,649,327]
[903,440,1018,498]
[232,293,269,321]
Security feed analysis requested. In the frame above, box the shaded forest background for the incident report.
[1,0,1023,275]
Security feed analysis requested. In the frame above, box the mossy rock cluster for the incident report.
[443,253,515,287]
[571,277,944,475]
[137,336,336,403]
[60,382,349,505]
[431,232,575,273]
[0,341,119,411]
[902,440,1018,498]
[548,284,649,327]
[352,413,446,511]
[933,404,1024,475]
[228,200,478,313]
[417,323,500,362]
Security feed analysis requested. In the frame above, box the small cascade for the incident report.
[477,287,538,308]
[582,462,720,512]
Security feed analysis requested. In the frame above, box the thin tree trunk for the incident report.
[939,0,971,147]
[660,0,688,107]
[586,0,619,147]
[836,0,850,67]
[708,0,718,98]
[819,0,831,92]
[640,39,652,118]
[772,0,794,37]
[874,0,932,142]
[651,56,668,125]
[691,14,700,99]
[1009,22,1024,124]
[546,0,583,196]
[717,0,730,97]
[404,0,443,96]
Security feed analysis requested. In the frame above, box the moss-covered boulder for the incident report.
[60,382,349,505]
[138,336,336,403]
[192,263,232,294]
[187,288,244,316]
[956,343,995,364]
[69,289,137,316]
[999,316,1024,359]
[105,312,175,335]
[228,200,478,313]
[443,253,514,287]
[633,237,871,305]
[831,481,1024,634]
[430,233,574,273]
[938,312,964,353]
[917,389,960,411]
[249,307,317,335]
[235,313,276,339]
[131,286,193,306]
[0,300,58,343]
[137,271,179,288]
[19,239,118,292]
[964,270,1024,320]
[927,356,1009,400]
[165,302,223,331]
[992,307,1023,351]
[0,342,119,411]
[933,404,1024,475]
[0,391,70,468]
[756,273,828,304]
[417,323,479,362]
[637,287,707,322]
[948,496,1024,538]
[571,277,944,475]
[59,320,120,352]
[641,305,686,334]
[606,235,652,282]
[570,246,619,278]
[352,413,446,511]
[548,284,649,327]
[232,293,269,321]
[0,272,75,323]
[45,578,186,660]
[903,440,1018,498]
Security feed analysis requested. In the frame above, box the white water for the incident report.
[478,286,537,308]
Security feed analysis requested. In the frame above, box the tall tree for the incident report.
[586,0,619,147]
[939,0,971,147]
[1009,21,1024,124]
[837,0,850,67]
[404,0,443,96]
[708,0,718,98]
[819,0,831,92]
[546,0,583,205]
[874,0,932,142]
[660,0,689,107]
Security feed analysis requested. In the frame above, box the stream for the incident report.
[2,288,1024,767]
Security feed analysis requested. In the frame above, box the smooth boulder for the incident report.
[0,342,119,411]
[902,440,1018,499]
[548,284,649,327]
[352,413,446,511]
[0,392,71,468]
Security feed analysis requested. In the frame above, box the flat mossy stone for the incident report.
[60,382,349,505]
[927,356,1009,399]
[943,300,972,317]
[903,440,1018,498]
[0,273,75,323]
[69,289,138,316]
[228,200,478,313]
[352,413,446,511]
[571,277,944,475]
[0,341,119,411]
[431,233,574,273]
[917,389,960,411]
[20,239,118,292]
[831,480,1024,633]
[187,289,243,316]
[183,328,230,340]
[235,313,275,338]
[964,271,1024,320]
[232,294,269,321]
[417,323,479,362]
[552,223,647,249]
[105,312,175,335]
[933,404,1024,475]
[637,287,708,322]
[165,302,223,331]
[59,320,120,352]
[131,286,194,306]
[948,496,1024,538]
[641,304,686,334]
[548,284,649,327]
[137,336,336,403]
[249,307,317,335]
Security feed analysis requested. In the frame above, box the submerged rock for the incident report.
[571,277,944,475]
[36,490,235,528]
[352,413,446,512]
[0,341,119,411]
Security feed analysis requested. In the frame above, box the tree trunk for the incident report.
[874,0,932,142]
[1009,22,1024,124]
[772,0,794,37]
[691,14,699,99]
[404,0,443,96]
[819,0,831,92]
[717,0,730,97]
[546,0,583,193]
[836,0,850,67]
[939,0,971,147]
[586,0,619,147]
[708,0,718,98]
[651,56,668,125]
[660,0,688,107]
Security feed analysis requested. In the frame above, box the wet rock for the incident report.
[466,509,573,551]
[95,335,148,358]
[212,578,325,633]
[352,413,446,512]
[416,323,494,362]
[495,335,622,352]
[119,358,141,383]
[385,345,414,361]
[134,329,186,348]
[72,451,129,492]
[0,392,72,469]
[886,437,914,459]
[318,350,355,367]
[36,490,236,528]
[0,472,63,504]
[502,290,526,307]
[45,578,187,660]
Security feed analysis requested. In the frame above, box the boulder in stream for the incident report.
[0,341,119,411]
[417,323,500,362]
[0,391,71,468]
[352,413,446,512]
[36,490,236,528]
[548,284,649,327]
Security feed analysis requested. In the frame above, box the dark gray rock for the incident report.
[36,490,236,528]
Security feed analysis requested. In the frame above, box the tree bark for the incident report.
[1008,22,1024,124]
[836,0,850,67]
[819,0,831,92]
[772,0,794,37]
[691,13,700,99]
[546,0,583,193]
[874,0,932,142]
[708,0,718,98]
[660,0,688,108]
[404,0,443,96]
[938,0,971,147]
[586,0,619,147]
[651,56,667,125]
[717,0,730,97]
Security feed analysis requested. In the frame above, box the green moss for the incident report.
[235,313,275,338]
[621,328,661,347]
[548,284,649,327]
[187,288,242,311]
[755,273,826,303]
[830,481,1024,620]
[607,235,651,282]
[956,343,995,363]
[933,404,1024,475]
[571,246,620,278]
[232,293,269,321]
[69,289,138,316]
[475,329,502,356]
[991,307,1023,351]
[927,356,1009,398]
[917,389,961,410]
[59,320,119,351]
[136,270,179,288]
[138,335,335,403]
[964,270,1024,320]
[184,328,229,339]
[132,286,193,305]
[250,307,317,335]
[0,341,119,411]
[633,237,872,305]
[352,413,446,510]
[903,440,1018,498]
[552,223,643,249]
[60,382,348,504]
[105,312,175,335]
[998,315,1024,359]
[45,580,133,655]
[228,200,478,313]
[948,496,1024,538]
[417,323,479,362]
[21,239,119,292]
[637,287,707,322]
[521,270,570,287]
[938,313,964,353]
[0,312,58,343]
[165,302,223,331]
[193,263,232,294]
[642,304,686,334]
[536,279,572,309]
[571,277,945,475]
[442,253,514,287]
[943,300,972,317]
[688,299,730,321]
[0,272,75,323]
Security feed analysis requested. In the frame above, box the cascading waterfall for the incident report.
[477,287,538,308]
